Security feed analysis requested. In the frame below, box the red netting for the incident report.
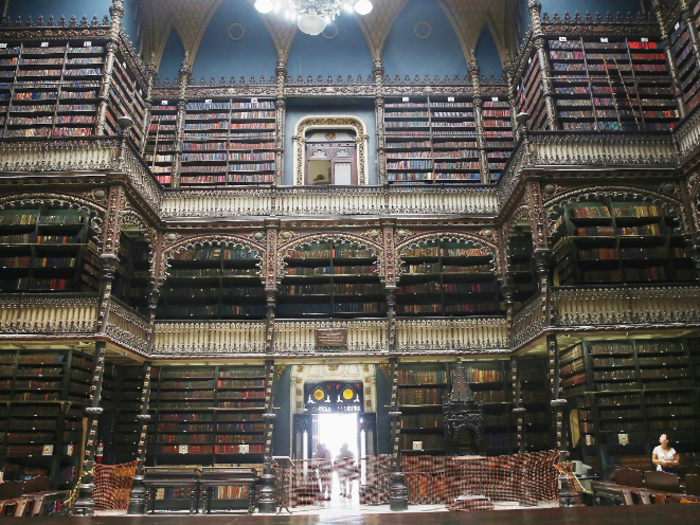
[273,455,392,508]
[274,451,562,510]
[402,451,560,510]
[93,461,138,511]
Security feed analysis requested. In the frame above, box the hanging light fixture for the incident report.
[255,1,374,36]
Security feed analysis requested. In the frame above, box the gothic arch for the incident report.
[0,192,107,243]
[278,233,383,284]
[395,232,501,277]
[160,234,265,284]
[293,115,370,185]
[544,185,687,241]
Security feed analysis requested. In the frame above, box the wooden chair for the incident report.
[685,474,700,497]
[644,470,682,494]
[614,468,645,488]
[0,481,31,517]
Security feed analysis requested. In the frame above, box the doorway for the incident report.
[317,413,359,461]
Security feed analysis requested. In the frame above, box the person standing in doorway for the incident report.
[652,434,679,474]
[336,442,355,498]
[316,443,332,501]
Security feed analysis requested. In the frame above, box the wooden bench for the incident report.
[591,480,700,506]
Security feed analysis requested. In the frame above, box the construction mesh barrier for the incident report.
[93,461,138,511]
[402,451,560,510]
[274,455,392,508]
[274,451,564,510]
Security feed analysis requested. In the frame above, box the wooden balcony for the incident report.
[395,317,509,353]
[152,320,267,357]
[0,293,99,334]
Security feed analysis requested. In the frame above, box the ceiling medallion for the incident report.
[227,23,245,41]
[255,0,373,36]
[414,21,431,39]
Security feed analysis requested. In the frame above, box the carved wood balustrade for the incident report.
[552,285,700,327]
[395,317,509,353]
[153,321,267,357]
[272,320,388,354]
[0,293,99,334]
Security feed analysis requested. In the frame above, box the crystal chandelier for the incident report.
[255,0,374,36]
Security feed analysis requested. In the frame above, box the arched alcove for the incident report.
[192,0,277,81]
[286,14,373,79]
[474,24,503,79]
[159,26,186,81]
[383,0,468,79]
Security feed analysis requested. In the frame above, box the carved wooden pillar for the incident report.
[127,361,153,514]
[528,1,558,130]
[652,0,688,118]
[275,60,287,186]
[511,357,526,453]
[548,334,573,506]
[503,60,520,141]
[264,219,279,353]
[139,59,157,155]
[259,360,277,513]
[470,58,489,184]
[74,182,125,515]
[525,180,552,326]
[388,357,407,511]
[170,55,191,188]
[95,0,125,135]
[374,52,387,184]
[382,219,397,350]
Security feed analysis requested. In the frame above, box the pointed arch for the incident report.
[157,21,187,79]
[278,233,384,284]
[474,20,505,79]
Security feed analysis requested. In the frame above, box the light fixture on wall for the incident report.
[255,0,374,36]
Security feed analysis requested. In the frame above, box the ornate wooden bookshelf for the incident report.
[561,339,700,472]
[144,100,177,185]
[177,98,276,187]
[0,348,94,490]
[278,241,385,318]
[396,239,503,317]
[551,197,695,286]
[507,224,537,311]
[146,365,265,475]
[0,205,101,293]
[159,244,265,320]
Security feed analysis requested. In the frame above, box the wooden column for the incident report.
[264,219,279,353]
[95,0,125,135]
[374,52,387,184]
[525,180,552,326]
[258,360,277,513]
[382,218,397,351]
[652,0,688,117]
[126,361,153,514]
[139,59,157,155]
[170,55,191,188]
[275,60,286,186]
[470,57,489,184]
[528,1,558,130]
[388,357,407,511]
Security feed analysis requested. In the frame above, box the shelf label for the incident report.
[41,42,49,47]
[491,97,499,102]
[447,96,455,102]
[205,98,213,104]
[251,97,259,105]
[412,441,423,451]
[83,41,92,47]
[42,444,54,455]
[618,434,629,446]
[641,37,649,42]
[65,444,74,456]
[123,61,127,68]
[161,100,168,105]
[402,96,410,102]
[675,22,680,30]
[239,444,250,454]
[600,38,608,43]
[0,43,7,49]
[559,37,567,42]
[178,444,188,454]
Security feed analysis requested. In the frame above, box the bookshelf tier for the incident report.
[397,240,504,317]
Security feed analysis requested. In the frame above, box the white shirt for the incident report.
[652,446,677,471]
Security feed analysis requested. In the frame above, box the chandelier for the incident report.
[254,0,374,36]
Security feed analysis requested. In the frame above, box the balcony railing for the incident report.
[552,285,700,327]
[395,317,509,353]
[153,320,267,357]
[273,319,388,354]
[105,298,152,355]
[512,293,548,349]
[0,294,99,334]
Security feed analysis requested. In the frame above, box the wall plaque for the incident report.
[315,328,347,347]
